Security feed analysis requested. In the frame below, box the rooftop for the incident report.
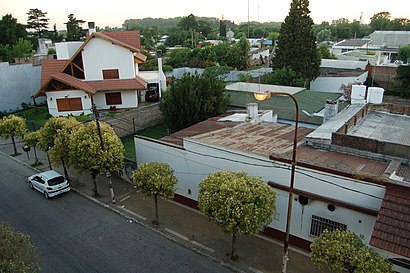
[227,89,342,125]
[333,38,371,47]
[348,111,410,146]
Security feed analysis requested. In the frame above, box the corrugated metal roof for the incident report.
[370,185,410,258]
[333,38,371,47]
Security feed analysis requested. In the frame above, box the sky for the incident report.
[1,0,409,30]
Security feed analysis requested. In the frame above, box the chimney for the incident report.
[88,22,96,35]
[246,103,259,122]
[323,100,338,123]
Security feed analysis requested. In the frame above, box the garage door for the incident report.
[56,98,83,112]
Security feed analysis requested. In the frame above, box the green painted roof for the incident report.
[227,90,342,125]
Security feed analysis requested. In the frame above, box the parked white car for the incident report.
[28,170,70,199]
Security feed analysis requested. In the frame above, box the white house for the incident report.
[34,30,165,117]
[134,102,410,273]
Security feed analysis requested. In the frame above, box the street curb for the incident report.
[3,150,245,273]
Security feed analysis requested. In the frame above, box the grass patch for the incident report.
[17,107,50,131]
[121,134,136,161]
[136,123,168,139]
[121,123,169,161]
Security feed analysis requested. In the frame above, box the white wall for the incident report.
[46,90,92,117]
[135,136,385,246]
[55,42,83,60]
[82,38,135,80]
[0,62,45,113]
[310,71,368,92]
[93,90,138,110]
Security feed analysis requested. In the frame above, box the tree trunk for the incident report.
[61,157,69,182]
[153,195,159,226]
[11,136,17,155]
[231,232,238,260]
[91,170,99,197]
[33,146,38,164]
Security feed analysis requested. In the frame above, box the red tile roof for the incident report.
[87,77,146,91]
[40,60,67,85]
[370,185,410,258]
[101,30,141,50]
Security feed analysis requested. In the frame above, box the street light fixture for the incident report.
[254,90,299,273]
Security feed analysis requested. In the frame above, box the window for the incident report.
[310,215,347,237]
[103,69,119,79]
[56,98,83,111]
[105,92,122,105]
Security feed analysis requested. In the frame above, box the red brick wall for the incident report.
[366,65,400,91]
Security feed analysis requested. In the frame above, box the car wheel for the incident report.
[44,191,49,199]
[29,181,33,189]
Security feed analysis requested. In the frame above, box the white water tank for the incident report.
[367,87,384,104]
[351,85,366,104]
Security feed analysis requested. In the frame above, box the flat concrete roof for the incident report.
[348,111,410,146]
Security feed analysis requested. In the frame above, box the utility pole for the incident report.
[93,104,116,204]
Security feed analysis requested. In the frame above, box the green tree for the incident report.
[198,170,276,260]
[317,44,333,59]
[0,115,27,155]
[310,229,393,273]
[159,72,230,133]
[369,11,391,31]
[26,8,49,38]
[24,131,41,166]
[0,222,40,273]
[261,66,306,87]
[395,65,410,98]
[39,117,80,180]
[132,162,178,226]
[69,121,124,196]
[10,38,33,60]
[273,0,320,81]
[219,19,227,37]
[398,45,410,63]
[0,14,27,46]
[65,14,86,41]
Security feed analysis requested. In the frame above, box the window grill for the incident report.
[310,215,347,237]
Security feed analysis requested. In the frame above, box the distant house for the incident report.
[310,59,369,92]
[34,30,165,117]
[332,31,410,65]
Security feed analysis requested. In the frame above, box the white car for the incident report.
[28,170,70,199]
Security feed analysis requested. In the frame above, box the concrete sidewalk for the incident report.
[0,137,332,273]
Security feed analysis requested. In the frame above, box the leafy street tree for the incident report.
[198,170,276,260]
[69,121,124,196]
[39,117,80,180]
[132,162,178,226]
[0,222,40,273]
[65,14,86,41]
[26,8,49,38]
[159,72,230,133]
[310,229,393,273]
[0,14,27,46]
[0,115,27,155]
[273,0,320,81]
[24,131,41,165]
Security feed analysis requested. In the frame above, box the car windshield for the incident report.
[48,176,66,186]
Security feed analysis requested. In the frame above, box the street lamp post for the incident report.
[254,91,299,273]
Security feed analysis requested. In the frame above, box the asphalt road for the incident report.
[0,153,233,273]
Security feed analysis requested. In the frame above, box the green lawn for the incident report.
[121,123,168,161]
[16,107,50,131]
